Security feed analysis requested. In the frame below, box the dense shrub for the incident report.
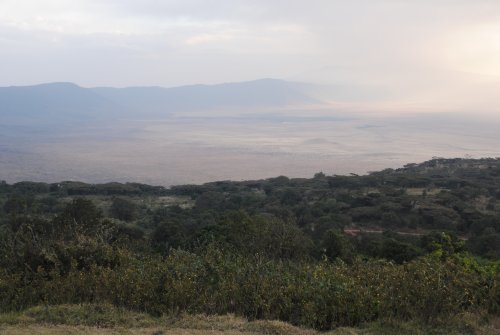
[1,246,498,330]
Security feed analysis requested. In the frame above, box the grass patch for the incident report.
[326,313,500,335]
[0,305,498,335]
[0,304,158,328]
[168,313,315,335]
[167,313,248,331]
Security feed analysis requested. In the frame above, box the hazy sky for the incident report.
[1,0,500,92]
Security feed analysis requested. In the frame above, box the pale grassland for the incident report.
[58,194,194,215]
[0,305,498,335]
[404,188,445,196]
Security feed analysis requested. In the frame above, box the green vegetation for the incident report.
[0,158,499,331]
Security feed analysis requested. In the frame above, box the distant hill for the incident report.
[0,82,117,123]
[0,79,319,124]
[92,78,318,115]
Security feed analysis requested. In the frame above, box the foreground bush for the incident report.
[0,246,498,330]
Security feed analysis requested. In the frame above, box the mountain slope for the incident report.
[92,78,318,115]
[0,82,119,122]
[0,79,319,123]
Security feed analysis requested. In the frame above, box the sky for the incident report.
[2,0,500,107]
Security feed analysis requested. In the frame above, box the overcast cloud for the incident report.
[2,0,500,109]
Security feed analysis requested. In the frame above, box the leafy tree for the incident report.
[110,197,137,222]
[3,195,29,215]
[467,229,500,259]
[151,220,186,253]
[53,198,104,239]
[379,238,420,263]
[320,229,354,262]
[421,232,465,258]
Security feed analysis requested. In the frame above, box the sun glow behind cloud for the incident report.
[444,23,500,77]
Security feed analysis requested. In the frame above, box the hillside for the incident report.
[0,79,319,124]
[92,78,318,115]
[0,83,117,123]
[1,157,500,259]
[0,158,499,331]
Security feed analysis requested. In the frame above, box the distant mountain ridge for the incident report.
[0,79,319,123]
[0,82,116,122]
